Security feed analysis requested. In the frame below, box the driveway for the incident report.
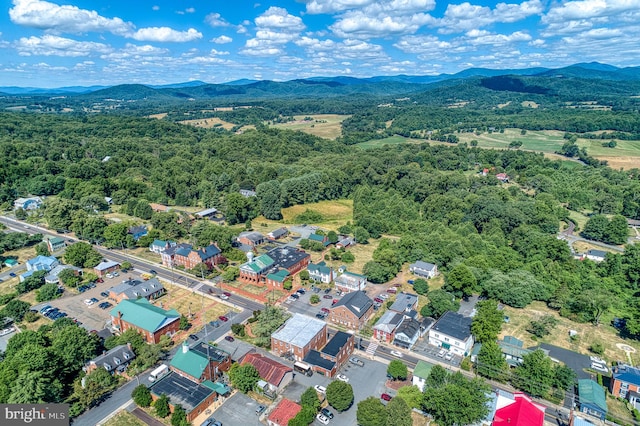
[0,327,17,351]
[207,392,262,426]
[458,295,480,317]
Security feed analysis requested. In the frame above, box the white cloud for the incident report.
[436,0,543,33]
[255,7,305,30]
[9,0,133,36]
[211,35,233,44]
[205,13,230,27]
[152,5,160,11]
[241,7,306,56]
[131,27,202,42]
[543,0,639,23]
[393,35,452,54]
[15,34,111,56]
[331,10,434,38]
[465,30,532,45]
[303,0,376,14]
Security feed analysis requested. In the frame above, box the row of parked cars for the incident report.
[39,305,68,320]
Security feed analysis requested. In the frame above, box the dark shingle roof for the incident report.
[149,372,214,413]
[304,350,336,371]
[431,311,472,341]
[333,290,373,319]
[322,332,351,357]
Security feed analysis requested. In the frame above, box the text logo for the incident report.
[1,404,68,425]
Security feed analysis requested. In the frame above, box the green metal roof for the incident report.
[246,254,275,272]
[110,298,179,333]
[578,379,607,412]
[308,261,331,275]
[171,346,209,379]
[48,236,65,244]
[202,380,230,395]
[309,234,325,242]
[413,360,434,380]
[267,269,290,282]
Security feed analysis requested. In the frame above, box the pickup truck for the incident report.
[349,357,365,367]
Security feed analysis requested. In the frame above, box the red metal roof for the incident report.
[267,399,301,426]
[240,351,292,388]
[492,393,545,426]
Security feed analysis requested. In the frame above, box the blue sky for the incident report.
[1,0,639,87]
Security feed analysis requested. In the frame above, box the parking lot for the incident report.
[204,392,263,426]
[411,339,463,368]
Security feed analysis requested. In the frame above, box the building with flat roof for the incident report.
[271,313,327,361]
[149,372,218,423]
[110,298,180,344]
[303,331,354,378]
[428,311,474,356]
[240,247,310,288]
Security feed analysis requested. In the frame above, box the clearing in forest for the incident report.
[178,117,236,130]
[253,199,353,230]
[268,114,349,140]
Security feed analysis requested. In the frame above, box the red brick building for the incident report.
[328,290,374,330]
[271,313,327,361]
[240,351,294,394]
[172,243,224,269]
[110,298,181,344]
[170,342,232,383]
[239,247,310,287]
[303,331,355,378]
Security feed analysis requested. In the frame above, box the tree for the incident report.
[353,226,370,244]
[413,278,429,295]
[607,215,630,245]
[1,299,31,322]
[426,364,448,388]
[179,315,190,331]
[445,264,477,297]
[228,363,260,393]
[35,242,50,256]
[63,242,102,268]
[326,380,354,412]
[420,290,459,319]
[387,360,408,381]
[132,384,152,407]
[309,294,320,304]
[357,396,387,426]
[513,350,555,397]
[471,300,504,343]
[422,372,490,426]
[396,385,422,409]
[171,404,188,426]
[300,386,321,412]
[256,180,282,220]
[57,268,81,287]
[36,283,61,302]
[121,261,133,270]
[154,394,171,418]
[288,405,316,426]
[221,266,239,282]
[103,223,129,248]
[476,340,508,381]
[386,397,412,426]
[553,364,577,391]
[327,230,339,244]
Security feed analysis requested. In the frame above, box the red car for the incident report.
[323,294,332,299]
[381,393,392,401]
[225,335,235,342]
[223,292,231,297]
[218,315,228,322]
[374,297,384,304]
[97,278,104,283]
[321,307,330,314]
[331,299,338,306]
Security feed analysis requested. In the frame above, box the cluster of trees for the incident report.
[132,385,189,426]
[581,214,629,244]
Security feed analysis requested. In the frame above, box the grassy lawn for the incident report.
[319,239,380,275]
[567,211,590,232]
[103,411,145,426]
[178,117,236,130]
[501,301,640,366]
[253,199,353,230]
[357,135,424,150]
[161,284,237,322]
[268,114,349,140]
[607,395,637,426]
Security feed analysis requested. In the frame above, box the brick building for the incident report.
[239,247,310,287]
[328,290,374,330]
[110,298,180,344]
[303,331,354,378]
[271,313,327,361]
[172,243,224,269]
[170,342,231,383]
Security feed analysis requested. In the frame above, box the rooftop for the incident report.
[322,331,351,358]
[109,278,164,299]
[95,260,120,271]
[238,231,265,243]
[190,342,230,363]
[110,298,179,333]
[303,350,336,371]
[389,292,418,313]
[373,311,405,333]
[149,372,214,413]
[308,261,332,275]
[614,365,640,386]
[578,379,607,413]
[413,360,434,380]
[492,393,545,426]
[431,311,472,341]
[587,249,607,258]
[265,246,310,270]
[88,344,135,373]
[271,313,326,348]
[268,399,302,426]
[411,260,437,271]
[240,351,292,387]
[195,207,218,217]
[395,318,420,338]
[332,290,373,319]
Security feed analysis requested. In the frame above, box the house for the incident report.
[428,311,474,356]
[237,231,266,247]
[492,393,545,426]
[172,243,224,269]
[610,364,640,399]
[14,196,43,211]
[585,249,607,262]
[239,247,310,287]
[171,342,231,383]
[328,290,374,330]
[389,292,419,314]
[20,255,59,281]
[393,318,422,350]
[149,372,219,423]
[84,343,135,375]
[373,311,405,343]
[240,351,293,395]
[94,260,120,278]
[110,298,180,344]
[160,243,192,267]
[268,227,289,240]
[150,203,169,212]
[271,313,327,361]
[239,189,257,198]
[108,278,165,303]
[308,233,330,246]
[267,399,301,426]
[334,270,367,293]
[499,336,531,367]
[149,239,175,254]
[412,360,435,391]
[335,237,353,249]
[304,331,355,378]
[307,261,335,284]
[495,173,510,183]
[195,207,218,219]
[578,379,607,420]
[128,225,148,241]
[409,260,438,279]
[45,236,66,253]
[45,264,82,285]
[4,259,18,268]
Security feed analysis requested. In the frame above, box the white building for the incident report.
[409,260,438,279]
[428,311,474,356]
[334,271,367,293]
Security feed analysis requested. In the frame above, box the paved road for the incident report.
[560,219,627,253]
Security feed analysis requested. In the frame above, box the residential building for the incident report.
[172,243,224,269]
[45,264,82,285]
[328,290,374,330]
[304,331,354,378]
[492,393,545,426]
[149,372,220,423]
[428,311,474,356]
[20,255,59,281]
[412,360,435,392]
[308,233,330,247]
[268,227,288,240]
[14,196,42,210]
[171,342,231,383]
[108,278,165,303]
[307,261,334,284]
[239,189,257,198]
[110,298,180,344]
[393,318,422,350]
[373,311,405,343]
[45,236,66,253]
[495,173,510,183]
[149,239,176,254]
[267,399,301,426]
[239,247,310,287]
[578,379,607,420]
[498,336,531,367]
[94,260,120,278]
[585,249,607,262]
[240,351,293,395]
[409,260,439,279]
[195,207,218,219]
[611,364,640,399]
[389,292,418,314]
[84,343,135,375]
[335,237,353,249]
[150,203,169,212]
[128,225,147,241]
[271,313,327,361]
[334,270,367,293]
[160,243,192,268]
[238,231,266,247]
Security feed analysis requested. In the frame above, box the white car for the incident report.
[390,350,403,358]
[444,352,454,361]
[590,356,605,364]
[379,293,389,300]
[106,273,114,279]
[219,294,229,300]
[316,413,330,425]
[84,299,94,306]
[437,349,446,358]
[336,374,349,383]
[591,363,608,373]
[314,385,327,394]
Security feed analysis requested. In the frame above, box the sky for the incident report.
[0,0,639,87]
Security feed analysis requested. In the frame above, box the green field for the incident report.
[269,114,349,140]
[357,135,424,149]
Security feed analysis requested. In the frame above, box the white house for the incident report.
[334,270,367,293]
[307,261,334,284]
[409,260,438,279]
[14,196,43,211]
[20,255,59,281]
[428,311,474,356]
[585,249,607,262]
[412,360,435,392]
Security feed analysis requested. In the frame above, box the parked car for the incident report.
[90,297,99,303]
[590,356,606,364]
[379,293,389,300]
[313,287,321,293]
[39,305,52,314]
[290,293,299,300]
[321,408,334,419]
[96,278,104,283]
[349,357,365,367]
[332,299,338,305]
[223,292,231,297]
[314,385,327,394]
[84,299,95,306]
[316,313,326,319]
[437,349,446,358]
[316,414,330,425]
[256,405,266,415]
[390,350,403,358]
[100,291,109,298]
[218,315,228,322]
[99,302,112,310]
[386,288,397,294]
[336,374,349,383]
[323,294,332,299]
[407,280,414,284]
[106,273,114,279]
[296,288,306,294]
[444,352,454,361]
[9,272,16,277]
[219,294,229,300]
[374,297,383,304]
[189,334,199,341]
[87,282,96,288]
[381,393,392,401]
[209,320,220,328]
[324,288,331,294]
[225,335,235,342]
[591,363,608,373]
[321,307,330,314]
[149,269,158,275]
